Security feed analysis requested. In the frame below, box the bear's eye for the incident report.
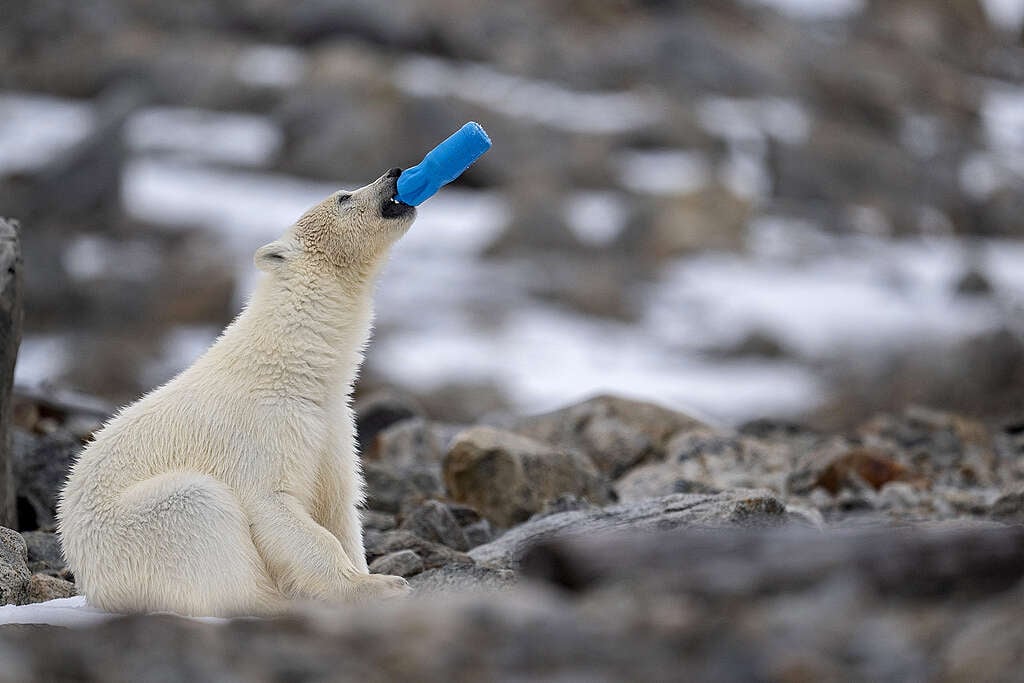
[337,194,352,205]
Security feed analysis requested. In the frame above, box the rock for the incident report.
[470,490,794,570]
[362,461,441,515]
[361,510,396,532]
[363,530,473,571]
[0,527,29,606]
[21,531,66,578]
[813,448,910,495]
[10,429,80,531]
[408,564,517,594]
[989,491,1024,523]
[362,419,460,513]
[399,500,470,551]
[368,550,424,578]
[508,395,707,478]
[521,524,1024,599]
[354,389,424,453]
[444,426,609,528]
[0,219,21,529]
[462,520,493,549]
[614,462,719,502]
[23,574,75,603]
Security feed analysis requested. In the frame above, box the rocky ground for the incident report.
[1,389,1023,680]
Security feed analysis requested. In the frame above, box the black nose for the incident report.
[386,167,402,179]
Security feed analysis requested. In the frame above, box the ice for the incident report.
[982,0,1024,31]
[127,107,283,167]
[394,56,663,134]
[742,0,864,21]
[615,149,710,196]
[234,44,307,88]
[0,93,95,175]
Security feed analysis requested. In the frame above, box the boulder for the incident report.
[508,395,707,477]
[470,490,795,570]
[354,389,425,453]
[0,526,29,606]
[444,426,609,528]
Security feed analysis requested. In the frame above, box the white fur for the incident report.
[58,171,416,616]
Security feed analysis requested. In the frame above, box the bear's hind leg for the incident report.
[92,471,284,617]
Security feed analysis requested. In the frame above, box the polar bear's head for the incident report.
[255,168,416,278]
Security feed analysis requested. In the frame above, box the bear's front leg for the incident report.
[246,492,409,603]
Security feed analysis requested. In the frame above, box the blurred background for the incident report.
[3,0,1024,430]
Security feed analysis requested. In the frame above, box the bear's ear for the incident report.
[254,240,291,272]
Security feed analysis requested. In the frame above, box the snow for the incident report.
[14,336,68,388]
[394,56,664,134]
[563,191,628,246]
[697,96,811,145]
[0,93,95,175]
[0,596,228,627]
[126,107,283,167]
[615,149,710,196]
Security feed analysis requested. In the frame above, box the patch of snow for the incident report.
[982,86,1024,154]
[719,149,771,200]
[698,96,811,144]
[15,335,68,387]
[563,191,628,246]
[615,149,710,195]
[959,152,1003,200]
[0,93,95,175]
[127,107,283,167]
[234,44,306,88]
[0,596,228,627]
[63,235,162,282]
[394,56,664,134]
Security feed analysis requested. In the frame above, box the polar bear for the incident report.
[58,168,416,617]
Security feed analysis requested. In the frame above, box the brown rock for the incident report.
[815,448,909,494]
[444,426,609,528]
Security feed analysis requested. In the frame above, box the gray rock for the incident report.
[363,530,473,571]
[409,564,517,594]
[521,524,1024,600]
[11,429,80,531]
[0,527,29,606]
[21,531,66,578]
[614,462,719,502]
[362,461,441,515]
[368,550,424,578]
[508,395,707,477]
[399,500,470,551]
[470,490,793,570]
[989,491,1024,523]
[444,426,609,528]
[462,520,493,549]
[354,389,425,454]
[362,419,460,513]
[360,510,396,532]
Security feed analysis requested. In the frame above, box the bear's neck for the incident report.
[214,270,377,405]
